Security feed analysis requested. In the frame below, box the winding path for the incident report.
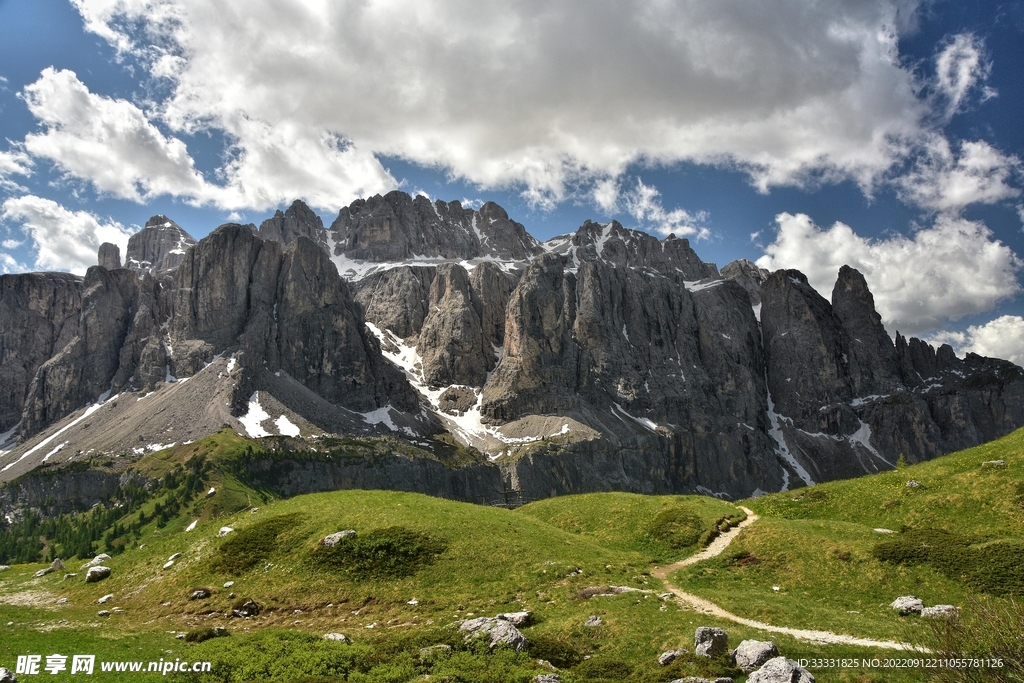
[651,506,923,651]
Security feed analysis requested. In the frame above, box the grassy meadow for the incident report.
[2,427,1022,681]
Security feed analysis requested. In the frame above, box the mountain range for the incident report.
[2,190,1022,505]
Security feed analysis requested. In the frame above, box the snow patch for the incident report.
[765,389,815,488]
[611,403,659,433]
[684,279,724,293]
[1,402,104,473]
[849,419,893,467]
[226,353,237,373]
[752,303,762,322]
[239,392,272,438]
[42,441,68,462]
[185,520,198,532]
[275,415,300,437]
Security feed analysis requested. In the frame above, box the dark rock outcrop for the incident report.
[722,258,770,306]
[125,215,196,275]
[97,243,122,270]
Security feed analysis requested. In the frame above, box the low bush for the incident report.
[310,526,447,580]
[646,506,704,549]
[211,513,306,574]
[527,634,585,668]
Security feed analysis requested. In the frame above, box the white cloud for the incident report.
[1,195,134,274]
[0,149,32,191]
[0,252,29,275]
[621,178,709,239]
[930,315,1024,367]
[66,0,941,207]
[22,68,209,203]
[899,137,1020,211]
[756,212,1022,336]
[934,33,992,120]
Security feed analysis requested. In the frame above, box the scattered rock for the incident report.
[981,460,1006,469]
[81,554,110,569]
[207,487,217,497]
[0,666,15,682]
[163,561,175,570]
[167,553,182,562]
[223,581,234,588]
[231,599,260,618]
[873,528,895,534]
[321,530,357,547]
[921,605,958,618]
[906,480,920,488]
[98,594,114,604]
[210,627,228,638]
[50,558,66,572]
[33,567,53,578]
[694,626,728,657]
[733,640,780,672]
[659,592,674,600]
[62,573,77,581]
[189,588,212,600]
[97,610,111,617]
[533,675,562,683]
[228,593,236,600]
[890,596,924,615]
[85,566,111,583]
[175,633,186,640]
[218,526,234,537]
[584,615,602,627]
[459,616,529,651]
[323,633,350,643]
[0,565,9,572]
[659,649,685,666]
[56,598,68,604]
[747,657,814,683]
[498,611,531,626]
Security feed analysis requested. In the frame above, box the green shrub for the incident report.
[873,529,1024,596]
[527,635,584,668]
[572,658,633,681]
[310,526,447,579]
[646,506,704,549]
[211,513,306,574]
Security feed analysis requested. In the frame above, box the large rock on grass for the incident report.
[747,657,814,683]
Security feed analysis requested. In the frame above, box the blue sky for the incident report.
[1,0,1023,362]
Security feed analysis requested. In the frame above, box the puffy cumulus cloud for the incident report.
[930,316,1024,367]
[22,68,210,203]
[20,68,394,211]
[0,252,29,275]
[620,178,709,239]
[899,137,1020,211]
[1,195,134,274]
[756,212,1022,336]
[67,0,935,207]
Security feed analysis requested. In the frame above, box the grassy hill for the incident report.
[2,428,1023,681]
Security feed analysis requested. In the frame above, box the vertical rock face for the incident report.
[330,191,542,261]
[125,216,197,275]
[258,199,330,254]
[97,243,122,270]
[0,274,84,432]
[353,266,435,339]
[831,265,901,396]
[418,264,489,388]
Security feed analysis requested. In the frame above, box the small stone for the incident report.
[0,666,15,682]
[56,598,68,604]
[50,558,66,572]
[97,610,111,617]
[218,526,234,537]
[223,581,234,588]
[163,561,175,570]
[323,633,350,642]
[906,480,920,488]
[33,567,53,578]
[62,573,77,581]
[695,626,728,658]
[321,530,357,547]
[167,553,182,562]
[659,649,685,666]
[85,566,111,583]
[890,596,924,615]
[981,460,1006,468]
[584,615,602,627]
[460,616,529,651]
[228,593,236,599]
[175,633,186,640]
[921,605,958,618]
[0,565,9,572]
[207,487,216,497]
[733,640,779,672]
[190,588,212,600]
[232,598,259,618]
[98,594,114,604]
[533,675,562,683]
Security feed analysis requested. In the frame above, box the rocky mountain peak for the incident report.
[124,215,196,275]
[721,259,770,305]
[329,190,541,263]
[97,243,122,270]
[258,199,330,253]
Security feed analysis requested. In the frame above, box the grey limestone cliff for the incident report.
[125,215,196,275]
